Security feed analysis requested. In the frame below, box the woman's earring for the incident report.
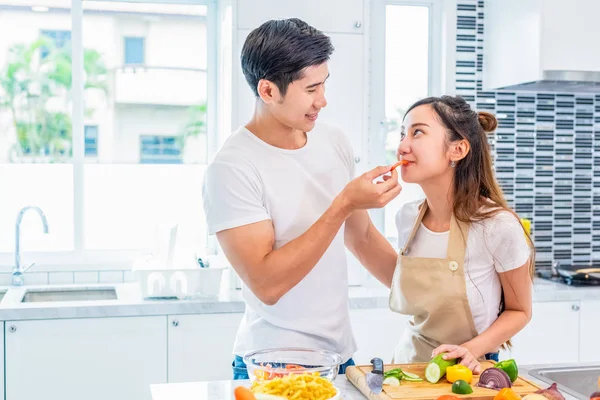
[450,160,456,168]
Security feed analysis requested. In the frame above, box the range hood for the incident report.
[484,0,600,93]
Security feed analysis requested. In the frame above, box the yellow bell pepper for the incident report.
[446,365,473,384]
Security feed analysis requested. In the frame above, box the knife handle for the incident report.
[370,357,384,375]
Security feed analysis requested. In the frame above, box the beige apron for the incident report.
[389,201,479,363]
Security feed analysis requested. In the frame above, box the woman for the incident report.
[387,95,534,373]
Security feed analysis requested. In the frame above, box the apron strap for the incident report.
[447,214,469,266]
[400,200,428,256]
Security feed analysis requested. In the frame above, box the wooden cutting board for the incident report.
[346,361,541,400]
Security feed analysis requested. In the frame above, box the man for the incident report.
[202,18,400,380]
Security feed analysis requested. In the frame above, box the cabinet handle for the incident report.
[172,320,179,327]
[8,325,16,333]
[354,21,362,28]
[571,304,580,311]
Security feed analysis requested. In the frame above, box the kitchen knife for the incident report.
[366,357,384,394]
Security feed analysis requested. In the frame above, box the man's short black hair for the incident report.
[241,18,334,97]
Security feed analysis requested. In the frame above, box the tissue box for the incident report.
[132,257,225,299]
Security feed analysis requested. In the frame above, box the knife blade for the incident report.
[366,357,384,394]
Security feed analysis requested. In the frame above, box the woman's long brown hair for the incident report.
[404,95,535,349]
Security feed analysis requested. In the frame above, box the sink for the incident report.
[528,365,600,399]
[21,288,117,303]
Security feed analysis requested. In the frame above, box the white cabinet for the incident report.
[236,0,364,34]
[501,301,580,365]
[485,0,600,90]
[319,33,366,170]
[5,316,167,400]
[350,309,410,365]
[580,300,600,363]
[167,313,243,382]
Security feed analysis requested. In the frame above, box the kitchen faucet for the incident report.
[13,206,49,286]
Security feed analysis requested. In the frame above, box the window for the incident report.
[370,0,442,245]
[40,29,72,58]
[0,0,224,267]
[140,135,182,164]
[84,125,98,157]
[0,1,74,254]
[124,37,145,65]
[81,1,212,252]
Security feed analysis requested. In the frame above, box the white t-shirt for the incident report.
[395,200,531,334]
[202,123,357,362]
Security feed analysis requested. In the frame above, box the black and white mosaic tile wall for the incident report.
[455,0,600,271]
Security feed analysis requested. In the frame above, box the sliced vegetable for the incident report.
[384,368,404,380]
[384,368,423,382]
[476,368,512,390]
[495,359,519,383]
[534,383,566,400]
[234,386,257,400]
[285,364,304,370]
[402,371,424,382]
[452,380,474,395]
[437,396,460,400]
[591,391,600,400]
[425,354,458,384]
[446,364,473,384]
[383,376,401,386]
[494,388,522,400]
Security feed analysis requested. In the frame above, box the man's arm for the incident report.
[217,196,351,305]
[216,166,401,305]
[344,210,398,288]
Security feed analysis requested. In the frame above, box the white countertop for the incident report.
[0,278,597,321]
[150,363,589,400]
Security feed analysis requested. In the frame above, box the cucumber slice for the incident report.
[401,372,423,382]
[425,354,458,384]
[383,376,401,386]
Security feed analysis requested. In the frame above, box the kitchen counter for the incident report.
[150,363,589,400]
[0,278,598,321]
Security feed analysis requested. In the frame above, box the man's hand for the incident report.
[338,165,402,211]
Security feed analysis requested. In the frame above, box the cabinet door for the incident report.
[168,313,243,382]
[350,309,411,365]
[236,0,364,34]
[500,301,580,364]
[5,316,167,400]
[580,300,600,362]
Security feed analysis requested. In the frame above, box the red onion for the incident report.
[534,383,566,400]
[476,368,512,390]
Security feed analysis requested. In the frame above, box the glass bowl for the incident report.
[243,347,343,383]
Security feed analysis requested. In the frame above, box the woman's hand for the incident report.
[432,344,481,374]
